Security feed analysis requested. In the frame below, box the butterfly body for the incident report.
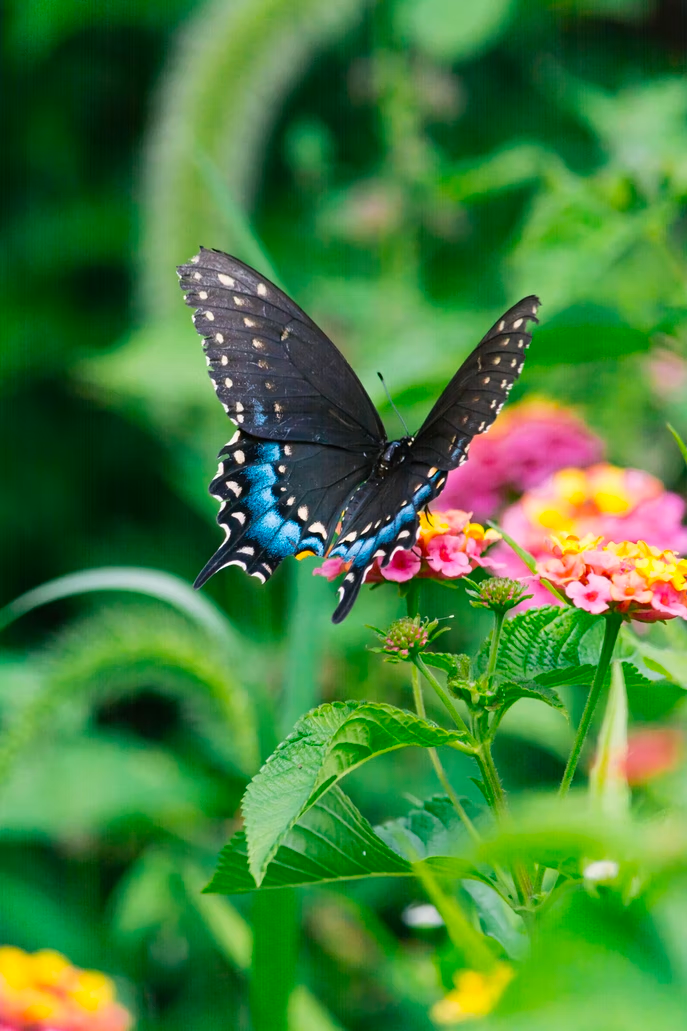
[178,248,539,622]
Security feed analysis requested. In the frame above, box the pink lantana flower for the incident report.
[498,463,687,609]
[425,535,472,577]
[565,573,612,614]
[379,547,422,582]
[536,534,687,624]
[312,509,501,597]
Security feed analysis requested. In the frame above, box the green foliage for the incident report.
[242,700,470,884]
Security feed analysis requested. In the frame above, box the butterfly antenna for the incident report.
[377,372,410,437]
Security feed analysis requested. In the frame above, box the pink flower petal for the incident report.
[565,573,612,614]
[380,547,422,582]
[425,535,472,578]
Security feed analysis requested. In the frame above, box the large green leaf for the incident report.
[207,787,412,893]
[210,789,484,894]
[243,701,471,884]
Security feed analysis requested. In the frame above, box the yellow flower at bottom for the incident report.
[69,970,115,1013]
[431,963,514,1025]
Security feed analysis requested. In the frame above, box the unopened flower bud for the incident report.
[376,616,432,660]
[465,577,533,614]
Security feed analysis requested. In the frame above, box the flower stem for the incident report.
[486,609,506,682]
[414,654,472,737]
[559,611,623,798]
[410,662,481,845]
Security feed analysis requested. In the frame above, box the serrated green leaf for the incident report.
[207,787,412,893]
[476,606,598,681]
[243,701,471,884]
[422,652,460,676]
[376,794,470,862]
[495,677,567,720]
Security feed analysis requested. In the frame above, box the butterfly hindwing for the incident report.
[178,249,385,449]
[196,430,374,588]
[328,456,445,623]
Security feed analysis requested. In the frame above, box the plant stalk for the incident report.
[410,662,481,845]
[558,611,623,798]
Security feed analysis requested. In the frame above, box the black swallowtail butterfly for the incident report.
[178,249,539,623]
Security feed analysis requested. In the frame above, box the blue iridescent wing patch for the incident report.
[194,430,372,587]
[328,461,446,622]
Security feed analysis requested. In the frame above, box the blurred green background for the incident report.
[2,0,687,1028]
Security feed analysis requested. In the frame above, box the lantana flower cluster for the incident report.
[498,463,687,608]
[314,510,501,587]
[438,398,603,520]
[0,947,131,1031]
[536,533,687,622]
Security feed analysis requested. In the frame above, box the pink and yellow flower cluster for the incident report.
[536,533,687,622]
[314,510,501,586]
[498,462,687,608]
[0,947,131,1031]
[439,398,602,520]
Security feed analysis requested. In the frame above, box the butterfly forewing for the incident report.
[178,249,385,448]
[409,296,540,470]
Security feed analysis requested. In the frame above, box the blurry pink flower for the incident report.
[380,547,422,582]
[439,398,603,519]
[425,535,471,577]
[565,574,612,614]
[625,727,684,784]
[497,464,687,607]
[647,348,687,400]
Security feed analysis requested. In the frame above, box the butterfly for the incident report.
[178,248,540,623]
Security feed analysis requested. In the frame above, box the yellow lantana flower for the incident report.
[431,963,514,1025]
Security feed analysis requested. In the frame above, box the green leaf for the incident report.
[0,566,233,645]
[376,794,470,864]
[422,652,460,676]
[493,677,567,721]
[530,304,651,365]
[475,606,598,681]
[243,701,470,884]
[461,880,527,959]
[206,787,412,893]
